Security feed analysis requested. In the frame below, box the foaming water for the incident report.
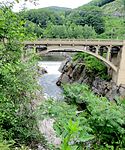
[38,61,63,100]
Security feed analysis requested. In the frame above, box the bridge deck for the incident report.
[24,39,123,46]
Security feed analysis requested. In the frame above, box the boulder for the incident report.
[70,64,85,81]
[58,57,72,73]
[60,74,70,84]
[118,85,125,97]
[37,66,48,75]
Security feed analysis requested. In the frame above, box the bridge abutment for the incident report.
[115,41,125,86]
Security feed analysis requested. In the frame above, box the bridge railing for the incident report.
[24,39,123,46]
[37,38,123,42]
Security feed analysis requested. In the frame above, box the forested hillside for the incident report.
[20,0,125,39]
[87,0,115,7]
[102,0,125,16]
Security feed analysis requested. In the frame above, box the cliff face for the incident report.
[57,58,125,101]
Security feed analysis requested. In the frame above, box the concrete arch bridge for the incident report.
[24,39,125,85]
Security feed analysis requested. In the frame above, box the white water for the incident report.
[38,61,63,100]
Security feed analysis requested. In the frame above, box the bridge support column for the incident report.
[106,46,111,61]
[95,46,99,55]
[115,41,125,85]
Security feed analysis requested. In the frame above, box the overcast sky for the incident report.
[0,0,92,12]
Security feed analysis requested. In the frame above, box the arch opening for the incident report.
[45,47,117,72]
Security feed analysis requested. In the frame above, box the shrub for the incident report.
[0,5,44,148]
[37,83,125,149]
[63,83,125,148]
[37,99,94,150]
[73,53,111,80]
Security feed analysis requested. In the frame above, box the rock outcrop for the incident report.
[57,58,125,101]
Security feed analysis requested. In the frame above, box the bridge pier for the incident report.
[106,46,111,61]
[115,41,125,86]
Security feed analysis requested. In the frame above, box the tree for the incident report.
[69,6,105,34]
[82,25,97,39]
[21,8,64,28]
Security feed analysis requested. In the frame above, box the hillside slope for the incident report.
[102,0,124,16]
[88,0,115,7]
[80,0,124,16]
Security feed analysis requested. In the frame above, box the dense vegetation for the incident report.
[73,53,110,80]
[38,84,125,149]
[20,0,125,39]
[0,4,45,150]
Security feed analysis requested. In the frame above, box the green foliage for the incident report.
[37,84,125,149]
[43,23,67,38]
[88,0,115,7]
[63,83,125,149]
[24,21,43,38]
[63,83,89,105]
[0,140,14,150]
[73,53,110,80]
[43,23,96,39]
[21,8,64,28]
[69,6,105,34]
[82,25,97,39]
[37,99,94,150]
[101,0,125,17]
[0,5,43,149]
[99,16,125,39]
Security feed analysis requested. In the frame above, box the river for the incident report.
[38,55,65,100]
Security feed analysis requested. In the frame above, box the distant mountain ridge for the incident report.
[24,0,124,17]
[29,6,72,14]
[42,6,72,11]
[42,0,124,16]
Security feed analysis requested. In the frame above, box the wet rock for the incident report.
[58,60,67,73]
[60,74,70,83]
[70,64,85,81]
[118,85,125,97]
[37,144,48,150]
[67,67,73,76]
[37,66,48,75]
[56,80,61,86]
[106,89,119,101]
[58,58,72,73]
[92,77,110,96]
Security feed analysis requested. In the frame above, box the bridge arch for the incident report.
[45,47,118,72]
